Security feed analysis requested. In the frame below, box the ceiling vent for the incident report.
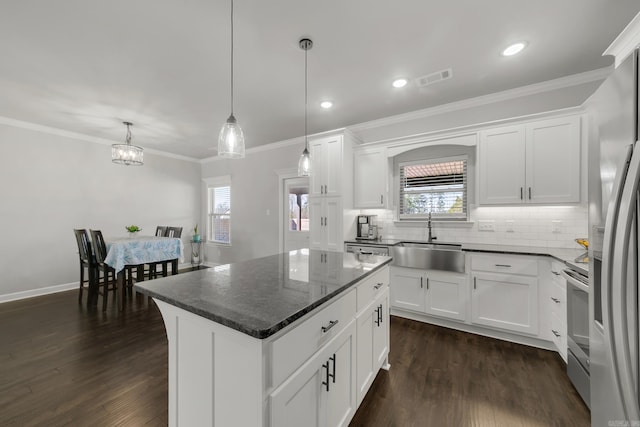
[416,68,453,87]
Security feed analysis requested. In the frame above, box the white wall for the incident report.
[0,123,201,299]
[201,141,301,264]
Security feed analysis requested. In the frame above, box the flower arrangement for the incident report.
[125,225,142,233]
[193,224,201,242]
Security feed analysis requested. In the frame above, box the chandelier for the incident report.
[112,121,143,166]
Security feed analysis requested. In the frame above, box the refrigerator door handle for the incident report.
[611,142,640,421]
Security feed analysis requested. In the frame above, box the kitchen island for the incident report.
[135,249,392,427]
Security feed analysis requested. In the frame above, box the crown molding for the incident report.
[0,115,200,163]
[200,135,304,164]
[348,67,610,134]
[604,12,640,67]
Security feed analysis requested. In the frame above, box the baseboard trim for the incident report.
[0,282,78,304]
[390,308,556,352]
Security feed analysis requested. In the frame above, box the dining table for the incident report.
[88,235,184,310]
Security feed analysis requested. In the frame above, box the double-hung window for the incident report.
[206,176,231,244]
[398,156,468,220]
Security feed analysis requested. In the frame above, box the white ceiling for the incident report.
[1,1,639,159]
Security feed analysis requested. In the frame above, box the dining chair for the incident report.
[148,226,183,279]
[73,229,94,303]
[155,226,168,237]
[165,226,183,238]
[89,229,119,311]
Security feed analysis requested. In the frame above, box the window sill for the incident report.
[393,220,474,228]
[205,242,232,247]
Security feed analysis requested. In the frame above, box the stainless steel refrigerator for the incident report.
[585,48,640,425]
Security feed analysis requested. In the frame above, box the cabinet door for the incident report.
[324,136,343,197]
[372,292,389,369]
[354,148,387,208]
[309,196,325,250]
[355,305,375,406]
[309,139,326,196]
[390,267,425,312]
[425,272,467,322]
[478,125,526,204]
[325,324,356,427]
[525,116,580,203]
[471,273,539,335]
[324,196,343,252]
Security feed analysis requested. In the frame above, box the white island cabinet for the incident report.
[135,251,391,427]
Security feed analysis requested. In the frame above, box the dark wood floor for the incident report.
[0,289,590,426]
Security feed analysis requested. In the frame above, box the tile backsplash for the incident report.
[360,205,588,249]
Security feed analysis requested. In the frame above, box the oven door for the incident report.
[563,269,590,372]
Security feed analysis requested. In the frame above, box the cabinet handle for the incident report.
[495,264,512,268]
[551,330,561,338]
[321,319,339,333]
[374,282,384,290]
[551,297,560,303]
[325,216,328,226]
[520,187,523,200]
[473,277,476,290]
[380,195,384,205]
[420,277,423,288]
[551,271,561,276]
[322,360,330,391]
[426,278,429,290]
[378,304,383,324]
[329,354,336,384]
[375,306,380,326]
[529,187,532,200]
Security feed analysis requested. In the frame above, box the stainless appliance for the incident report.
[345,243,389,256]
[585,48,640,424]
[562,266,590,407]
[356,215,378,240]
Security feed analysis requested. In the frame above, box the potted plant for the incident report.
[192,224,201,242]
[125,225,142,238]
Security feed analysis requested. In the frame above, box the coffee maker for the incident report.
[356,215,378,240]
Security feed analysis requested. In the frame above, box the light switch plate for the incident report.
[478,220,496,232]
[552,220,562,233]
[506,220,515,232]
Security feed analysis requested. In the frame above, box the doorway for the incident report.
[283,177,309,251]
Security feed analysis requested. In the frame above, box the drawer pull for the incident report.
[360,251,374,255]
[551,330,561,338]
[551,297,561,303]
[375,306,380,326]
[495,264,512,268]
[551,271,561,276]
[321,320,339,333]
[322,360,330,391]
[378,304,383,324]
[329,354,336,384]
[374,282,384,290]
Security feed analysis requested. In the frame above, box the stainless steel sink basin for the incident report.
[391,242,465,273]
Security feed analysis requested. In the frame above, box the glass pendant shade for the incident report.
[218,114,245,158]
[112,122,143,166]
[298,147,311,176]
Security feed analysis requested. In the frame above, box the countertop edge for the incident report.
[135,257,393,339]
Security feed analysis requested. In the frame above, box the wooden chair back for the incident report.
[90,230,108,264]
[73,229,93,264]
[155,226,168,237]
[165,227,183,238]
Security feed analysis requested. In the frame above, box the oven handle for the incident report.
[560,270,589,293]
[610,141,640,420]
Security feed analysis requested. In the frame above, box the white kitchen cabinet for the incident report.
[471,272,539,335]
[354,147,387,208]
[478,116,581,205]
[271,320,356,427]
[356,289,389,405]
[390,267,467,322]
[310,134,344,197]
[309,196,343,251]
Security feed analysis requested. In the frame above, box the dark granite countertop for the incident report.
[134,250,392,340]
[344,239,589,273]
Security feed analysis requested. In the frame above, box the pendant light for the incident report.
[112,121,143,166]
[297,38,312,177]
[218,0,245,158]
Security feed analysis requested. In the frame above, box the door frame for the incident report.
[277,168,305,253]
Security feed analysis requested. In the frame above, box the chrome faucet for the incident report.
[427,212,437,243]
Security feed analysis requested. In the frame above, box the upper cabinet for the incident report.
[478,116,581,205]
[310,134,345,197]
[354,147,388,208]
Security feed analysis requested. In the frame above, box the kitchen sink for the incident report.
[391,241,465,273]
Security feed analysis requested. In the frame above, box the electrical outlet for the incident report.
[552,220,562,233]
[478,220,496,232]
[506,220,515,232]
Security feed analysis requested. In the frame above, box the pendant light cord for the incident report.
[230,0,234,116]
[304,42,308,150]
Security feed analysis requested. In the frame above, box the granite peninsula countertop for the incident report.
[134,250,392,339]
[345,239,589,274]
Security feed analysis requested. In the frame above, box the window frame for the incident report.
[397,155,468,221]
[204,176,232,245]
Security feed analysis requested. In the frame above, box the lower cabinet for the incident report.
[471,272,538,335]
[390,266,467,322]
[356,290,389,405]
[271,320,357,427]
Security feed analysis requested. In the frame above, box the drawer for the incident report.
[271,288,356,387]
[471,253,538,276]
[356,267,389,313]
[550,313,567,361]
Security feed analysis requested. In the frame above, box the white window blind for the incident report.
[399,157,467,220]
[208,185,231,244]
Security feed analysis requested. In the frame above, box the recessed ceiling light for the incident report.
[502,42,527,57]
[320,101,333,109]
[392,78,408,88]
